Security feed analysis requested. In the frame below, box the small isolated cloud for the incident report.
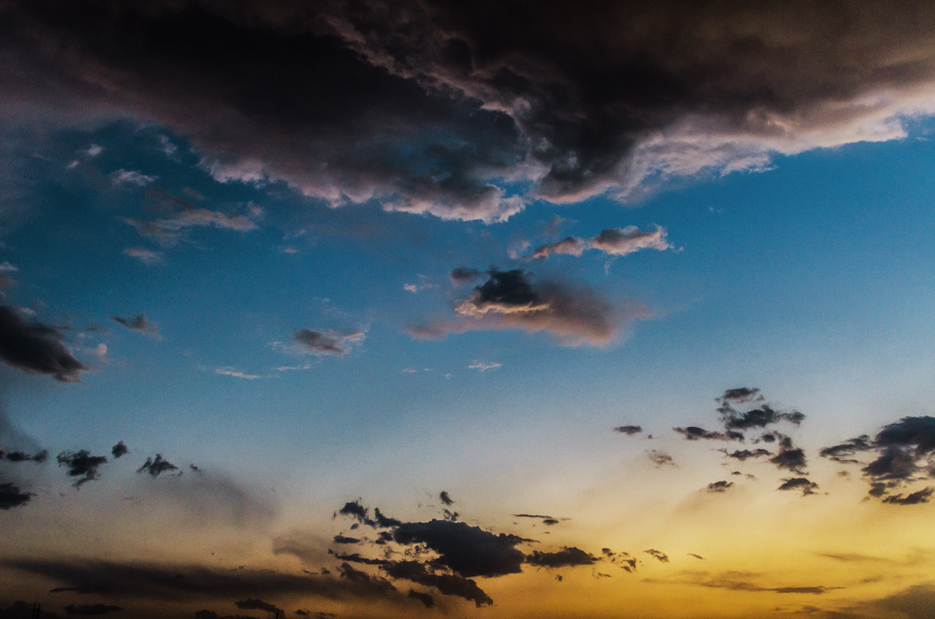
[83,144,103,157]
[614,425,642,436]
[468,361,501,372]
[4,449,48,463]
[720,448,772,461]
[137,454,180,478]
[647,450,676,468]
[644,549,669,563]
[706,481,734,493]
[526,547,597,568]
[674,426,729,441]
[404,275,434,294]
[0,306,87,382]
[513,513,562,526]
[111,169,156,186]
[215,367,263,380]
[123,247,164,265]
[111,442,128,459]
[439,491,454,506]
[0,262,18,273]
[530,226,671,260]
[111,314,161,339]
[777,477,819,496]
[289,328,367,356]
[57,450,108,487]
[0,482,34,510]
[412,269,643,346]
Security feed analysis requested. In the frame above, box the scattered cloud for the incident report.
[468,360,501,372]
[529,226,671,260]
[777,478,819,496]
[449,268,484,285]
[647,450,676,468]
[122,247,164,265]
[285,328,367,357]
[614,425,642,436]
[644,549,669,563]
[111,314,161,339]
[526,548,597,568]
[57,450,108,487]
[215,367,263,380]
[0,482,34,510]
[111,442,128,459]
[111,170,156,187]
[706,481,734,493]
[0,305,87,382]
[234,599,283,616]
[137,454,181,478]
[122,208,258,247]
[881,487,933,505]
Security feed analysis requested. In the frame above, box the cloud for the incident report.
[0,305,87,382]
[122,247,164,265]
[57,450,108,487]
[407,589,434,609]
[111,442,128,459]
[290,329,366,356]
[530,226,671,260]
[4,557,406,604]
[439,491,454,506]
[234,599,283,616]
[819,435,874,464]
[215,368,263,380]
[720,449,772,461]
[3,449,48,463]
[777,477,819,496]
[392,520,527,578]
[449,268,484,284]
[412,269,643,346]
[526,547,597,568]
[720,388,762,403]
[333,535,360,545]
[647,450,676,468]
[468,361,501,372]
[123,208,258,246]
[0,482,33,510]
[706,481,734,493]
[380,560,492,607]
[137,454,180,478]
[111,314,161,339]
[881,487,933,505]
[769,435,808,474]
[673,426,730,441]
[644,549,669,563]
[513,514,562,526]
[9,1,935,221]
[613,425,642,436]
[110,169,156,186]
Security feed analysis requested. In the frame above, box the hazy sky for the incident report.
[2,2,935,619]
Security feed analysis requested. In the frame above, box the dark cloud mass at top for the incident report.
[6,1,935,220]
[0,306,87,382]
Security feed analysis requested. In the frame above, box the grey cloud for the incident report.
[706,481,733,493]
[673,426,729,441]
[769,435,808,474]
[439,491,454,506]
[720,449,772,461]
[0,274,16,289]
[333,535,360,545]
[137,454,180,478]
[644,549,669,563]
[881,487,933,505]
[613,425,642,436]
[526,547,597,568]
[413,269,643,346]
[110,314,160,339]
[111,441,128,459]
[647,450,675,468]
[234,599,283,616]
[122,209,258,246]
[57,450,108,487]
[720,388,762,403]
[449,268,484,284]
[145,468,276,527]
[777,477,819,496]
[819,435,873,464]
[514,513,562,526]
[0,481,33,510]
[407,589,434,609]
[381,560,492,608]
[4,449,48,463]
[392,520,527,578]
[0,305,87,382]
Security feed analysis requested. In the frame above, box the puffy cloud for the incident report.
[439,491,454,506]
[720,449,772,461]
[530,226,670,260]
[526,548,597,568]
[412,269,643,346]
[234,599,283,616]
[0,305,87,382]
[111,442,128,459]
[674,426,730,441]
[392,520,527,578]
[613,425,642,436]
[644,549,669,563]
[819,435,874,464]
[110,169,156,187]
[449,268,484,284]
[111,314,161,339]
[706,481,734,493]
[881,487,933,505]
[407,589,434,609]
[768,435,808,474]
[777,477,819,496]
[57,450,108,487]
[647,450,676,468]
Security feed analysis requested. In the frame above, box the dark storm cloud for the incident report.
[705,481,733,493]
[881,487,933,505]
[0,306,87,382]
[235,599,283,616]
[110,315,160,339]
[392,520,527,578]
[57,450,108,487]
[4,557,405,604]
[412,269,641,346]
[292,329,365,356]
[7,0,935,218]
[644,549,669,563]
[137,454,180,478]
[777,477,819,496]
[407,589,434,609]
[613,425,642,436]
[526,547,597,568]
[63,605,121,616]
[0,481,33,509]
[111,441,128,459]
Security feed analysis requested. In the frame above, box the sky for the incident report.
[2,1,935,618]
